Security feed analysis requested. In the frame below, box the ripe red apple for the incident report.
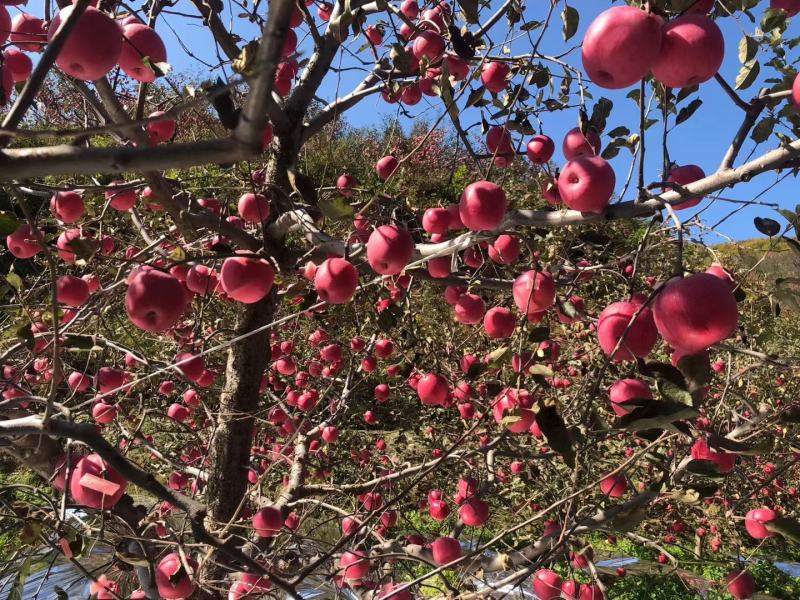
[745,507,777,539]
[56,275,90,307]
[7,224,43,259]
[459,498,489,527]
[492,387,535,433]
[401,83,422,105]
[155,553,197,599]
[4,49,33,82]
[125,268,189,332]
[67,371,91,391]
[417,372,450,406]
[597,298,658,361]
[600,473,628,497]
[104,183,137,210]
[459,181,507,231]
[339,550,370,580]
[431,536,461,565]
[481,61,510,93]
[119,24,167,82]
[365,25,383,45]
[366,225,414,275]
[146,111,176,144]
[322,425,339,443]
[512,270,556,315]
[609,378,652,416]
[50,191,85,223]
[486,126,514,159]
[70,454,127,509]
[667,164,706,209]
[237,192,270,223]
[92,401,117,424]
[400,0,419,19]
[454,293,485,325]
[772,0,800,16]
[558,156,616,214]
[562,127,602,160]
[428,256,451,278]
[167,403,190,422]
[725,569,755,600]
[651,14,724,88]
[526,134,555,164]
[561,579,580,600]
[652,273,738,355]
[337,173,358,197]
[412,30,445,61]
[10,13,46,52]
[314,257,359,303]
[483,307,516,338]
[422,207,451,234]
[186,264,218,295]
[532,569,562,600]
[376,155,399,180]
[48,7,123,81]
[582,6,663,89]
[0,6,9,46]
[691,438,735,473]
[253,506,283,537]
[488,234,520,265]
[444,54,470,80]
[220,256,275,303]
[579,583,604,600]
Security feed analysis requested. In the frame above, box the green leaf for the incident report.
[762,8,788,32]
[776,208,798,229]
[675,353,711,402]
[754,216,781,237]
[675,98,703,125]
[390,43,412,73]
[618,401,699,434]
[561,5,579,41]
[735,60,760,90]
[527,364,553,377]
[751,116,776,143]
[589,98,613,134]
[685,459,727,479]
[764,517,800,544]
[536,404,574,468]
[783,236,800,261]
[5,272,23,292]
[706,434,772,456]
[775,277,800,313]
[657,378,693,405]
[520,20,542,31]
[465,86,485,108]
[319,196,354,220]
[607,126,630,138]
[487,345,509,367]
[0,211,21,235]
[738,35,758,63]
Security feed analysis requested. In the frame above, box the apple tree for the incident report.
[1,0,800,598]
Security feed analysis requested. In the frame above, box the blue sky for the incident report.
[20,0,800,241]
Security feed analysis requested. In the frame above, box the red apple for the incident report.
[428,256,451,278]
[691,438,735,473]
[459,181,507,231]
[652,273,738,355]
[488,234,520,264]
[125,268,189,332]
[4,49,33,82]
[105,183,137,210]
[422,207,451,235]
[609,378,652,416]
[0,6,9,46]
[366,225,414,275]
[562,127,602,160]
[50,191,85,223]
[119,24,167,82]
[337,173,358,197]
[412,30,445,61]
[582,6,663,89]
[186,264,218,295]
[417,372,450,406]
[459,498,489,527]
[526,134,555,164]
[454,293,485,325]
[597,298,658,361]
[667,164,706,209]
[253,506,283,537]
[600,473,628,497]
[725,569,755,600]
[220,255,275,303]
[146,111,176,144]
[431,536,461,565]
[339,550,370,579]
[155,553,197,599]
[481,61,510,93]
[314,257,359,303]
[558,156,616,214]
[745,507,777,539]
[48,7,123,81]
[56,275,90,307]
[237,192,270,223]
[651,14,724,88]
[10,13,46,52]
[532,569,562,600]
[512,270,556,315]
[7,224,43,259]
[772,0,800,16]
[376,155,399,180]
[492,387,535,433]
[70,454,127,509]
[483,307,516,338]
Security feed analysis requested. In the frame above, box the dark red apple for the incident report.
[651,14,724,88]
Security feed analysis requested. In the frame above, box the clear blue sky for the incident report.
[31,0,800,241]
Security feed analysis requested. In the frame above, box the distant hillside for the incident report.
[715,238,800,282]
